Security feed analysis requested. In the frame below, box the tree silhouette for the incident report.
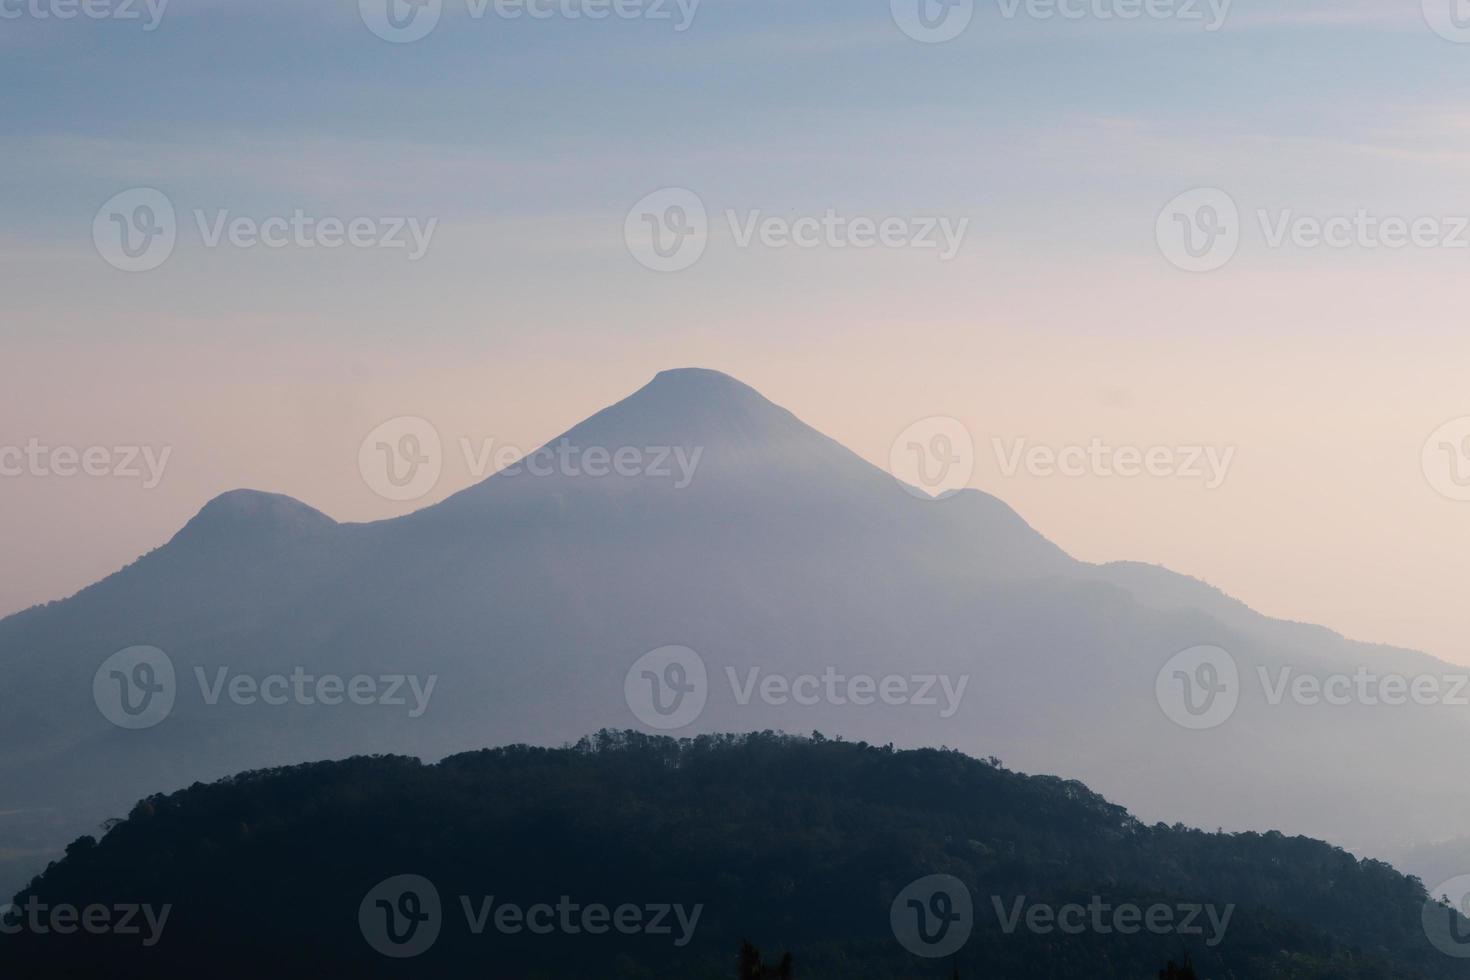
[739,940,793,978]
[1159,957,1198,979]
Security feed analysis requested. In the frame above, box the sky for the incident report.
[4,0,1470,663]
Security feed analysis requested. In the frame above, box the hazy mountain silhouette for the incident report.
[3,368,1468,896]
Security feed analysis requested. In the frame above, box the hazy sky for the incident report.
[5,0,1470,664]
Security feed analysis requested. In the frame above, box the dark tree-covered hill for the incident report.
[2,731,1465,979]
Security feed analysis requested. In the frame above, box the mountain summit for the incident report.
[169,490,335,548]
[511,366,870,481]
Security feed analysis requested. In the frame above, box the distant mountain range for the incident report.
[4,368,1469,900]
[4,732,1466,978]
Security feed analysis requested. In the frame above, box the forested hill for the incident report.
[3,731,1465,978]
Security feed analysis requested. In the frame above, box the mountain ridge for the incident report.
[3,367,1469,903]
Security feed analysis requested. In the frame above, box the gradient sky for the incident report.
[5,0,1470,664]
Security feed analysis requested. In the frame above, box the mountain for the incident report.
[3,367,1469,899]
[4,732,1466,979]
